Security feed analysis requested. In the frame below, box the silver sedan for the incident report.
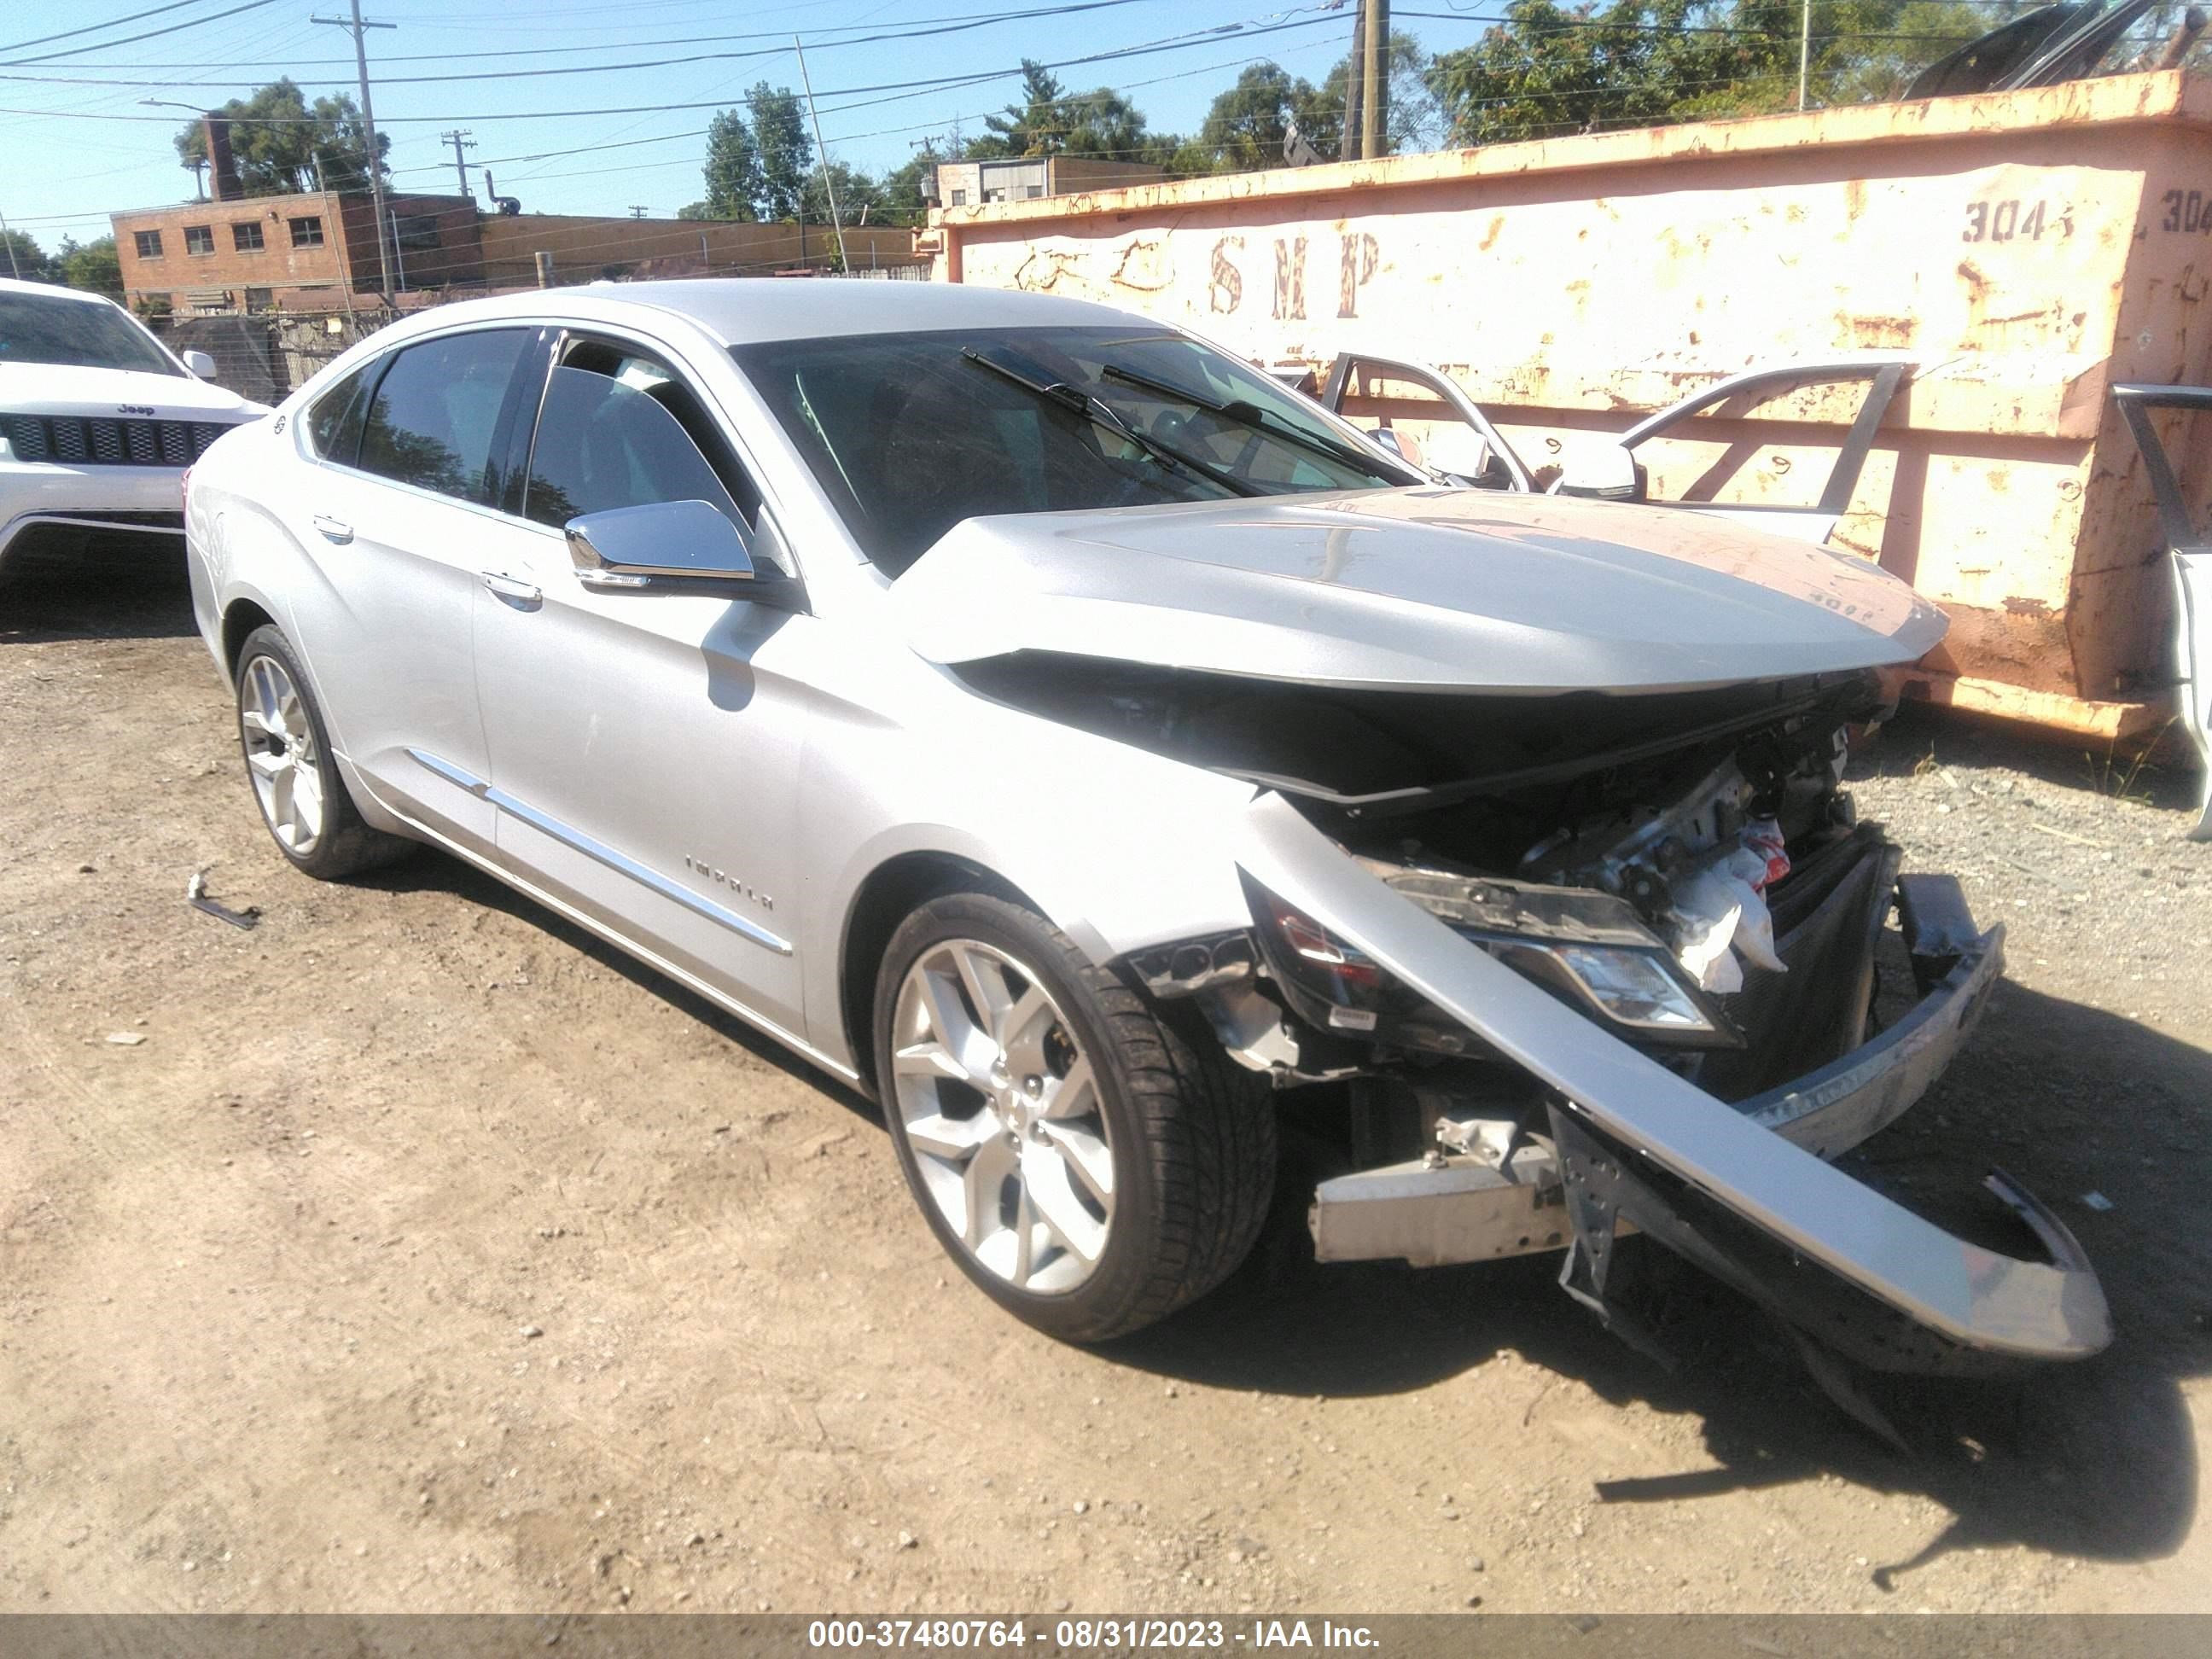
[185,280,2104,1396]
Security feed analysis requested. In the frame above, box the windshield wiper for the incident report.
[961,348,1261,498]
[1098,362,1402,479]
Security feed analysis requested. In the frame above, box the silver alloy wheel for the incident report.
[238,653,327,854]
[890,939,1115,1293]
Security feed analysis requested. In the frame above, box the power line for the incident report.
[1,0,1256,86]
[26,0,1185,70]
[0,0,284,68]
[0,3,1352,114]
[0,0,244,56]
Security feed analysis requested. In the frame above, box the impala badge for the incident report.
[684,856,773,911]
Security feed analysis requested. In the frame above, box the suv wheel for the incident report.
[874,891,1276,1342]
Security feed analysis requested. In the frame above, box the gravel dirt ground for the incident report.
[5,558,2212,1617]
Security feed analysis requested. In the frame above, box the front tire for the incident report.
[873,891,1276,1342]
[234,624,414,880]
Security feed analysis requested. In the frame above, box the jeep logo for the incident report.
[118,405,155,416]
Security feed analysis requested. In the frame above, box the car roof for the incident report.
[0,277,119,307]
[388,277,1161,346]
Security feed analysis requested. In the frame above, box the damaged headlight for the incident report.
[1241,864,1740,1055]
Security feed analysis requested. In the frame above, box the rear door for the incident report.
[289,324,542,853]
[471,326,815,1040]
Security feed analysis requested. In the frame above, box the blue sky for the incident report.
[1,0,1487,253]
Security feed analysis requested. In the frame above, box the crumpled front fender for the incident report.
[1237,791,2110,1364]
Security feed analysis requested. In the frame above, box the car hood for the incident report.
[889,488,1948,694]
[0,361,264,421]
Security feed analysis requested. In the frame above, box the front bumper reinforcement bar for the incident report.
[1241,793,2110,1365]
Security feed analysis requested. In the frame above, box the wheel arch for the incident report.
[221,597,279,673]
[837,849,1044,1098]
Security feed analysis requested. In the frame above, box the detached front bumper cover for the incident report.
[1240,792,2110,1366]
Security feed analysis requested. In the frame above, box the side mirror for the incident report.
[1551,443,1644,502]
[183,349,217,381]
[566,499,755,591]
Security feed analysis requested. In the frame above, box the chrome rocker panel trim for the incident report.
[406,748,793,957]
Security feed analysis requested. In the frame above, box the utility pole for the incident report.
[1359,0,1389,161]
[0,207,19,280]
[1796,0,1812,111]
[312,0,396,302]
[793,36,850,272]
[439,128,475,200]
[628,205,649,219]
[1342,0,1365,160]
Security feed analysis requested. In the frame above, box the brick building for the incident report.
[111,190,484,313]
[114,192,926,314]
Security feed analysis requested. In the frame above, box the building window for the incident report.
[184,224,214,256]
[288,215,323,248]
[232,221,265,252]
[132,230,163,259]
[244,287,273,311]
[950,189,966,207]
[393,215,441,253]
[1025,184,1045,200]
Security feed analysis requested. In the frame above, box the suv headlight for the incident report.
[1242,864,1740,1055]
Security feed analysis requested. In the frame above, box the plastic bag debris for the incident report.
[1670,818,1790,993]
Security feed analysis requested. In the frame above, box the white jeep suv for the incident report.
[0,277,265,576]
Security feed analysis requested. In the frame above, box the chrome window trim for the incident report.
[406,748,794,957]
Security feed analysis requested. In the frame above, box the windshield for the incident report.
[732,325,1415,573]
[0,290,182,377]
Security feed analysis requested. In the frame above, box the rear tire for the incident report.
[873,890,1276,1342]
[234,624,414,881]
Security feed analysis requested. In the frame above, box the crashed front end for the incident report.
[1100,670,2109,1377]
[910,490,2109,1379]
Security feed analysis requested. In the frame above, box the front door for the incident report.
[471,331,814,1042]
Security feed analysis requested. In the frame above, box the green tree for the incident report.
[876,148,941,226]
[1425,0,1994,147]
[172,78,389,195]
[1196,63,1330,172]
[698,106,765,220]
[800,159,883,230]
[57,235,123,298]
[973,60,1068,157]
[1056,84,1152,160]
[745,83,814,221]
[1317,32,1443,154]
[0,228,51,281]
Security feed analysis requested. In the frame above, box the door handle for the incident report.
[311,515,353,544]
[481,571,543,609]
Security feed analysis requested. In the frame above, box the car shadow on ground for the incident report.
[0,551,201,645]
[1108,974,2210,1587]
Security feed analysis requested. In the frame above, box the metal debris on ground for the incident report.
[2080,1191,2116,1212]
[186,866,261,931]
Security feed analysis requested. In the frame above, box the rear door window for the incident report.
[306,361,380,467]
[520,337,759,532]
[357,328,533,506]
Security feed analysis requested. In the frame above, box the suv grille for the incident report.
[3,413,238,468]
